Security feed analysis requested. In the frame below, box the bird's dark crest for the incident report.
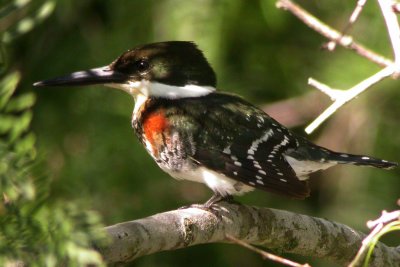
[110,41,217,87]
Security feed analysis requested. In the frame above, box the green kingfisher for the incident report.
[34,41,397,206]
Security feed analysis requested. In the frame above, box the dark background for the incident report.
[10,0,400,266]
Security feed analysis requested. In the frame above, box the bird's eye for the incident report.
[135,59,150,73]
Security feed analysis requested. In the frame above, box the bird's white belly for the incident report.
[166,167,254,196]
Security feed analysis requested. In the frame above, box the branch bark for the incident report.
[99,202,400,266]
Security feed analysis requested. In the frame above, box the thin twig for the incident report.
[348,223,384,267]
[347,0,368,28]
[325,0,367,51]
[277,0,399,133]
[367,210,400,229]
[307,78,345,101]
[348,209,400,267]
[276,0,393,67]
[393,2,400,13]
[305,65,395,134]
[226,235,311,267]
[378,0,400,72]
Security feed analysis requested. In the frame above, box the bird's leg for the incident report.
[179,193,237,211]
[203,193,234,207]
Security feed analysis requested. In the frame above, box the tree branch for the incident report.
[276,0,393,67]
[378,0,400,71]
[324,0,367,52]
[98,202,400,266]
[305,65,395,134]
[276,0,400,134]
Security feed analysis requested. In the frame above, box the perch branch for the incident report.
[98,202,400,266]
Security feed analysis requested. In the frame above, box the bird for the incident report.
[34,41,397,206]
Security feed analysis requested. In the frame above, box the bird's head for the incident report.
[34,41,217,99]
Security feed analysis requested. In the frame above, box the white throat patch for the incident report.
[106,80,215,121]
[107,80,215,99]
[150,82,215,98]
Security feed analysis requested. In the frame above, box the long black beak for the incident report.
[33,66,128,87]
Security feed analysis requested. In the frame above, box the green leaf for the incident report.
[9,110,32,142]
[0,0,31,20]
[14,132,36,156]
[0,114,15,133]
[0,71,20,109]
[2,1,56,43]
[5,93,36,112]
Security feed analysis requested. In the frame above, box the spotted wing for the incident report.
[184,93,310,199]
[194,125,310,199]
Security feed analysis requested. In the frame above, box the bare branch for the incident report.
[349,209,400,267]
[347,0,367,27]
[305,65,395,134]
[276,0,400,133]
[226,235,311,267]
[98,203,400,266]
[367,210,400,230]
[276,0,393,67]
[307,78,345,101]
[325,0,367,51]
[378,0,400,72]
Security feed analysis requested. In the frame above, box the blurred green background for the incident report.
[5,0,400,266]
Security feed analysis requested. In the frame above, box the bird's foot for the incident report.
[203,194,235,207]
[178,194,240,212]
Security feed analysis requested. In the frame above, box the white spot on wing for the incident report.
[253,161,262,169]
[247,129,273,155]
[223,146,231,154]
[258,170,267,175]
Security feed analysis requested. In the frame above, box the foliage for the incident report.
[0,1,107,266]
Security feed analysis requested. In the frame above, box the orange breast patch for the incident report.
[143,110,168,155]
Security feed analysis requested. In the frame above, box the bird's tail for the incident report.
[329,152,398,170]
